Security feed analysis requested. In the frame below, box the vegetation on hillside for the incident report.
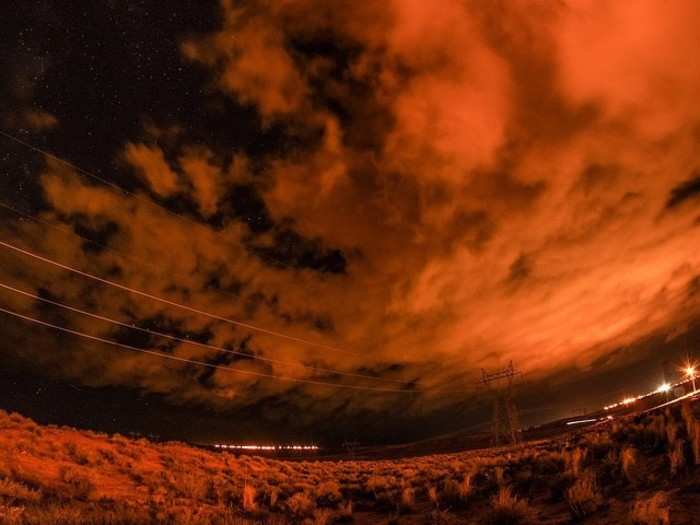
[0,400,699,524]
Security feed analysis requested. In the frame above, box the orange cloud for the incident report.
[122,143,180,197]
[3,0,700,423]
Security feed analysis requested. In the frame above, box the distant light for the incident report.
[566,418,598,426]
[685,366,696,377]
[622,397,636,405]
[212,443,319,451]
[656,383,671,393]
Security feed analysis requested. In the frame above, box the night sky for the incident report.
[1,1,700,446]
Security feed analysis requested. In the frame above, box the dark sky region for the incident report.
[1,0,700,446]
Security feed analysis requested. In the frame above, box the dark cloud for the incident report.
[666,173,700,210]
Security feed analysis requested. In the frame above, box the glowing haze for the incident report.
[2,0,700,438]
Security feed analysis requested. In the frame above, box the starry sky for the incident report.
[1,0,700,446]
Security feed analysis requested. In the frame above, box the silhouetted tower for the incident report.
[481,361,521,446]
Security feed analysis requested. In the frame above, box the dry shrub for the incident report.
[427,486,439,508]
[97,448,116,464]
[0,477,41,503]
[430,509,460,525]
[400,486,415,512]
[564,448,587,477]
[177,471,213,501]
[315,480,341,507]
[0,504,24,523]
[665,421,679,448]
[621,447,637,483]
[566,471,601,520]
[648,415,666,443]
[441,475,472,508]
[286,490,316,518]
[533,452,562,476]
[366,475,389,497]
[311,508,333,525]
[63,442,90,466]
[242,484,257,513]
[268,486,280,509]
[680,402,700,463]
[58,466,93,501]
[668,439,686,477]
[631,491,670,525]
[13,503,84,525]
[336,500,353,522]
[482,486,532,525]
[494,466,505,486]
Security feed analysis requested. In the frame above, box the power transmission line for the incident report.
[0,199,227,291]
[0,304,420,393]
[0,130,359,351]
[0,199,359,355]
[0,238,478,395]
[0,238,358,356]
[0,280,411,385]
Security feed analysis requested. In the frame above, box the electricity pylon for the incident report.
[481,361,521,446]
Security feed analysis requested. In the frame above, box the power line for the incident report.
[0,238,358,356]
[0,280,411,385]
[0,130,360,355]
[0,230,476,395]
[0,199,197,283]
[0,199,325,338]
[0,133,497,400]
[0,304,419,393]
[0,130,133,197]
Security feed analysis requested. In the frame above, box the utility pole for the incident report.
[481,361,521,446]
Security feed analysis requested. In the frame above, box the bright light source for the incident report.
[566,418,598,426]
[656,383,671,393]
[622,397,636,405]
[686,366,696,377]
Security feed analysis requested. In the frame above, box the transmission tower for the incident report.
[481,361,521,446]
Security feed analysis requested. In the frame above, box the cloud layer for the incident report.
[3,0,700,426]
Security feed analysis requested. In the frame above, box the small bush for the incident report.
[668,439,686,477]
[0,477,41,503]
[58,466,94,501]
[312,508,333,525]
[621,447,637,483]
[286,491,316,518]
[566,471,601,520]
[427,486,439,508]
[482,486,532,525]
[400,486,414,512]
[441,475,472,508]
[336,500,353,522]
[564,448,586,477]
[631,491,670,525]
[315,480,342,507]
[242,484,257,513]
[64,442,90,466]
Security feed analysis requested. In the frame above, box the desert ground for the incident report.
[1,400,699,525]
